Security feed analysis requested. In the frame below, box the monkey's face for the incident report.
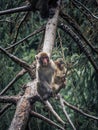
[40,56,49,66]
[36,52,50,67]
[55,59,65,71]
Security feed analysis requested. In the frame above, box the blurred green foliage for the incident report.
[0,0,98,130]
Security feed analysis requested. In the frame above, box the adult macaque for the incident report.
[35,52,56,100]
[28,0,57,18]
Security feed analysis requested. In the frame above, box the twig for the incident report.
[5,26,45,51]
[44,101,65,126]
[57,31,65,60]
[0,20,13,23]
[71,1,93,24]
[63,99,98,121]
[0,69,27,96]
[13,12,29,43]
[30,110,65,130]
[0,5,31,16]
[0,104,12,116]
[0,47,36,79]
[72,0,98,20]
[58,23,98,72]
[0,47,32,72]
[59,94,76,130]
[0,62,36,95]
[60,11,98,54]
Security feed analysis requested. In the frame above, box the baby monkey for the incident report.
[51,58,66,94]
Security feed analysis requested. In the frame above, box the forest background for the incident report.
[0,0,98,130]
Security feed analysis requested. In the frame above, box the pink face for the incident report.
[36,52,50,66]
[41,56,49,66]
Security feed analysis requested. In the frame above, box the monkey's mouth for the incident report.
[43,63,48,66]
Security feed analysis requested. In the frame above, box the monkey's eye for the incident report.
[43,56,49,61]
[43,56,48,59]
[45,57,49,60]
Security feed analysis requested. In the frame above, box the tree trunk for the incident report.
[9,81,38,130]
[43,0,60,57]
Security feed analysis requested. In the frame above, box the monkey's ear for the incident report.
[35,55,38,60]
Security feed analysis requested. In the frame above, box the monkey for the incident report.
[35,52,56,83]
[35,52,56,100]
[51,58,66,93]
[35,52,66,99]
[28,0,58,18]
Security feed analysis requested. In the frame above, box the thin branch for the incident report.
[5,26,45,51]
[0,62,36,95]
[59,94,76,130]
[30,110,65,130]
[0,47,36,79]
[63,99,98,121]
[0,69,27,96]
[71,1,93,24]
[0,96,20,104]
[57,31,65,60]
[13,12,29,43]
[72,0,98,20]
[58,23,98,72]
[0,20,13,23]
[0,104,12,116]
[0,5,32,16]
[44,101,65,126]
[0,47,32,72]
[60,12,98,54]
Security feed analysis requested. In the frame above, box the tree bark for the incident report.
[9,81,38,130]
[43,0,60,57]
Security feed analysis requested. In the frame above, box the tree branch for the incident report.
[60,11,98,54]
[0,96,20,104]
[59,94,76,130]
[13,12,29,44]
[30,110,65,130]
[0,47,34,75]
[63,99,98,121]
[72,0,98,20]
[44,101,65,126]
[43,0,61,57]
[0,19,13,23]
[0,104,12,116]
[58,23,98,72]
[0,69,27,96]
[5,26,45,51]
[0,61,36,96]
[9,81,38,130]
[0,5,32,16]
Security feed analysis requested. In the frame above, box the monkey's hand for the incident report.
[61,75,66,85]
[37,81,53,101]
[54,74,66,85]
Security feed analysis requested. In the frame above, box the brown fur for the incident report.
[51,58,66,92]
